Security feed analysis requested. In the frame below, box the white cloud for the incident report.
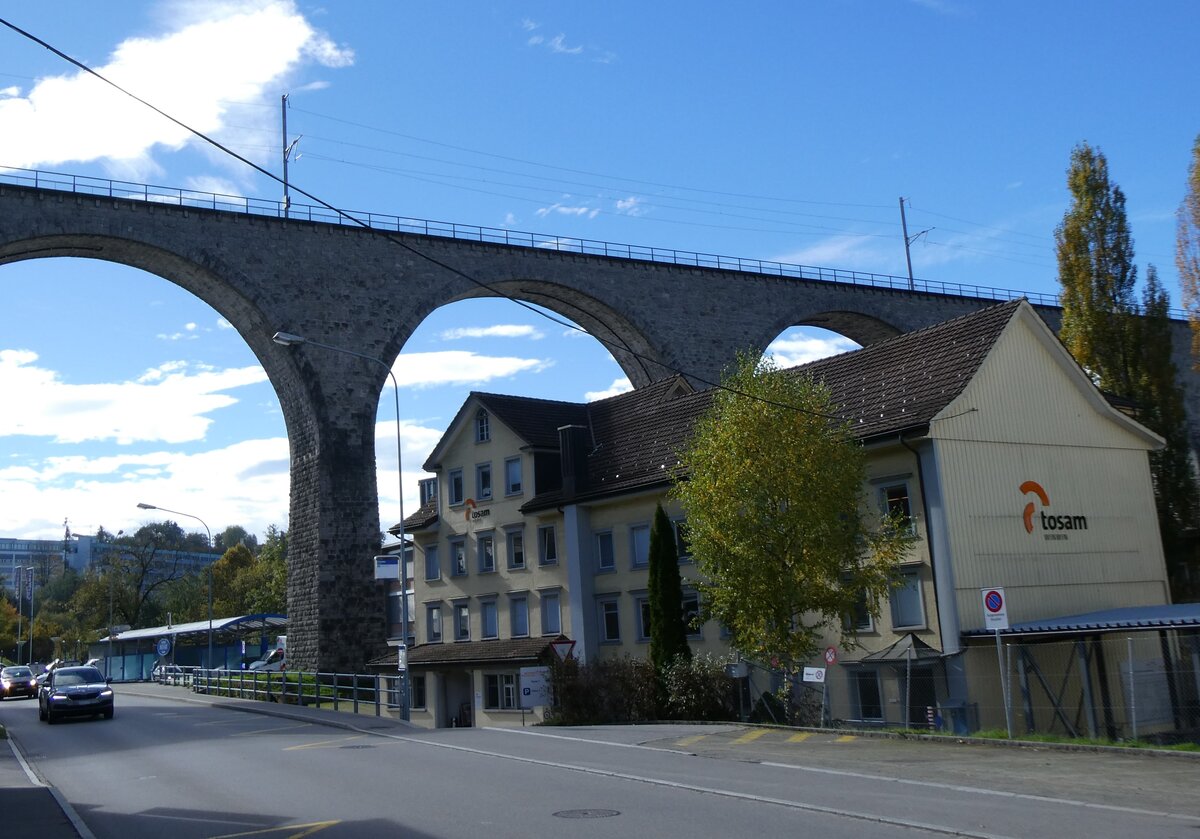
[547,34,583,55]
[439,325,544,341]
[536,202,599,220]
[616,196,644,216]
[766,331,859,368]
[585,378,633,401]
[0,0,352,178]
[217,318,234,330]
[0,351,268,444]
[393,351,552,389]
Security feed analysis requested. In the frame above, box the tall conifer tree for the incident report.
[648,503,690,675]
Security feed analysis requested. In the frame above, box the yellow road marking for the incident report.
[213,820,340,838]
[835,734,857,743]
[284,734,367,751]
[675,734,708,747]
[786,732,812,743]
[231,722,313,737]
[731,729,769,744]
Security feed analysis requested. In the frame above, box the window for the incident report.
[890,568,925,629]
[419,477,438,506]
[506,529,525,570]
[505,457,522,495]
[478,533,495,573]
[636,595,651,642]
[426,604,442,643]
[599,598,620,642]
[595,531,615,572]
[630,524,650,568]
[510,594,529,637]
[853,670,884,720]
[843,584,873,632]
[387,589,414,645]
[484,673,517,710]
[481,601,498,639]
[881,482,915,534]
[475,409,490,443]
[448,468,464,506]
[682,591,701,639]
[454,603,470,641]
[538,525,558,565]
[476,462,492,500]
[673,519,692,561]
[450,539,467,577]
[410,674,427,710]
[423,544,440,581]
[541,591,561,635]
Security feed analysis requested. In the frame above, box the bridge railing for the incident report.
[3,165,1182,318]
[190,667,397,718]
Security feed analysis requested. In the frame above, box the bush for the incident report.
[663,653,736,721]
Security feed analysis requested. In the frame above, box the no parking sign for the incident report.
[981,587,1009,630]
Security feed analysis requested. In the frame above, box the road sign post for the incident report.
[981,587,1013,739]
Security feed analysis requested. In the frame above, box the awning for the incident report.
[853,633,943,664]
[962,602,1200,638]
[101,614,286,643]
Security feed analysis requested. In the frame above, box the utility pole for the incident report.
[281,93,301,218]
[898,197,933,292]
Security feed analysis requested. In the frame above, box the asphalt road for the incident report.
[2,685,1198,839]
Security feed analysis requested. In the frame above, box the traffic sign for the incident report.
[981,587,1009,630]
[156,637,172,657]
[823,646,838,665]
[550,639,575,661]
[802,667,826,683]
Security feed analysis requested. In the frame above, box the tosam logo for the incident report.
[1020,480,1049,534]
[1020,480,1087,538]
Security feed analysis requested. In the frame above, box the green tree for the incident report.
[648,503,690,676]
[1135,265,1200,597]
[1055,142,1139,396]
[672,352,912,671]
[1178,134,1200,358]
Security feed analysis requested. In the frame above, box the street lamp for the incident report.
[272,330,410,722]
[25,567,35,665]
[137,503,214,668]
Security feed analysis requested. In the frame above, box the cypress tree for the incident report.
[648,503,690,675]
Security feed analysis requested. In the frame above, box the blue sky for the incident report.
[1,0,1197,542]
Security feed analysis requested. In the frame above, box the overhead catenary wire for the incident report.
[0,16,840,419]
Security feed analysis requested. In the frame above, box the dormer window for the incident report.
[475,409,490,443]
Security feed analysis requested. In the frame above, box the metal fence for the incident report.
[187,668,398,717]
[6,164,1153,317]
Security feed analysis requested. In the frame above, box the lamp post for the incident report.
[272,330,409,722]
[137,503,214,667]
[25,566,35,665]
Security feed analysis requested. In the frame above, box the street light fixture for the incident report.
[272,330,410,722]
[136,502,215,668]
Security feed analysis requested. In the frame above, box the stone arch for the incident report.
[753,307,905,358]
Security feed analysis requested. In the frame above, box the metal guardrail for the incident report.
[188,667,394,717]
[0,164,1104,313]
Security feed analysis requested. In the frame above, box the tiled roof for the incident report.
[394,498,438,534]
[365,637,555,668]
[473,393,589,450]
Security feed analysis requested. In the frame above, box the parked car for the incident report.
[0,666,37,700]
[38,666,114,723]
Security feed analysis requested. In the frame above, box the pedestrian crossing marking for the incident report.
[732,729,769,744]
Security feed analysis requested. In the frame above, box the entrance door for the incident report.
[442,672,473,728]
[905,667,938,726]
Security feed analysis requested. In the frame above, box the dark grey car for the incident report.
[38,666,114,723]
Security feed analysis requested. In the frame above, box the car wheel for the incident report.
[38,701,46,722]
[103,708,114,720]
[46,709,57,725]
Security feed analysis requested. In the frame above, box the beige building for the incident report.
[383,300,1180,733]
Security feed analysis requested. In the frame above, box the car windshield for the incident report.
[54,667,105,686]
[2,667,32,679]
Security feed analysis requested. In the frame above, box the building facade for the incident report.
[385,300,1175,732]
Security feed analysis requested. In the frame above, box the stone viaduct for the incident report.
[2,178,1196,672]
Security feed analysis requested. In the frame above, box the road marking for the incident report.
[787,732,812,743]
[732,729,769,744]
[211,820,340,838]
[675,734,708,747]
[284,734,367,751]
[231,722,312,737]
[835,734,857,743]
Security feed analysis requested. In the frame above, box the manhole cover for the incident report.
[553,810,620,819]
[339,744,376,750]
